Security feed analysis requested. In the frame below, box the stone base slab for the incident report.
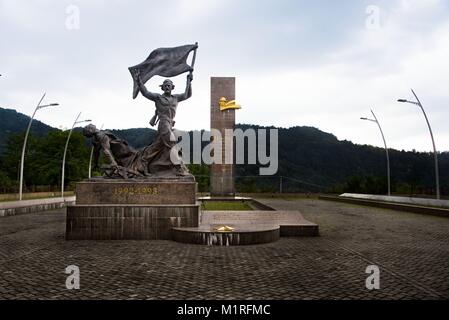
[172,210,319,246]
[66,204,199,240]
[173,226,280,246]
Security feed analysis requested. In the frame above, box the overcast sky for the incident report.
[1,0,448,152]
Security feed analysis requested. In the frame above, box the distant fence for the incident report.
[3,176,323,196]
[193,175,327,193]
[0,184,70,195]
[236,176,327,193]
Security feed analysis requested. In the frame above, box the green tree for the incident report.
[187,164,210,192]
[0,131,90,191]
[1,133,39,192]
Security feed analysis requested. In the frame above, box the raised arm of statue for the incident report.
[176,73,193,102]
[137,73,159,102]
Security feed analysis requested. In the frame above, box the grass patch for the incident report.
[201,201,253,211]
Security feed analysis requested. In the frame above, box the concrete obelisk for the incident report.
[210,77,236,196]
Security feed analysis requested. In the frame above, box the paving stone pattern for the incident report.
[1,198,448,300]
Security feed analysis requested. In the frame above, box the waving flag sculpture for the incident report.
[128,43,198,99]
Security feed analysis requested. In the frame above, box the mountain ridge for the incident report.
[1,107,448,193]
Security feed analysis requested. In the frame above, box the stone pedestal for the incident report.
[66,178,199,240]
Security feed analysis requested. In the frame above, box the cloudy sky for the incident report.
[1,0,448,152]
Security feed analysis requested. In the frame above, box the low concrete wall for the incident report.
[0,192,74,202]
[320,195,449,218]
[0,197,76,217]
[341,193,449,208]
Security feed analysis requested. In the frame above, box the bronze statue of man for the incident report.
[136,73,193,176]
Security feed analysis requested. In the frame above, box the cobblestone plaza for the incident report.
[1,198,448,300]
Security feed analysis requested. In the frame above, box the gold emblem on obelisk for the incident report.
[219,97,241,111]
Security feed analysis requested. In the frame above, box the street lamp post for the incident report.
[361,109,391,196]
[88,145,94,179]
[398,89,440,199]
[61,113,91,198]
[19,93,59,200]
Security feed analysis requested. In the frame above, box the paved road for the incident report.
[0,198,448,300]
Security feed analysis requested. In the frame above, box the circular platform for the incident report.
[172,224,280,246]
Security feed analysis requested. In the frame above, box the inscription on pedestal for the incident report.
[112,186,159,196]
[76,181,196,205]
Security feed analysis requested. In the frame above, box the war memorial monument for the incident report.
[65,43,318,244]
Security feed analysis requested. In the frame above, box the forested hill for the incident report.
[0,107,55,153]
[235,124,449,194]
[109,128,157,149]
[0,107,448,194]
[0,106,157,153]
